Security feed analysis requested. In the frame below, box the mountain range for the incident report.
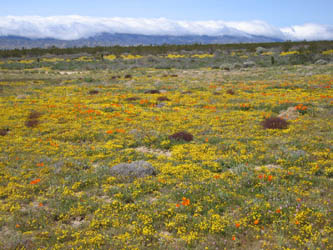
[0,32,284,49]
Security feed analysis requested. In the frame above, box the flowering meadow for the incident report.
[0,58,332,249]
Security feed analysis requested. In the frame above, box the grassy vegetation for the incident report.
[1,40,333,58]
[0,40,332,72]
[0,51,332,249]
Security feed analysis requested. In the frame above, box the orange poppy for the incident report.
[181,197,190,206]
[30,178,41,185]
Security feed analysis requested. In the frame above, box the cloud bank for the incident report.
[0,16,332,41]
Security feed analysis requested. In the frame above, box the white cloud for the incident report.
[0,16,332,41]
[281,23,333,40]
[226,20,284,38]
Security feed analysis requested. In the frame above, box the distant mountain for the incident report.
[0,33,284,49]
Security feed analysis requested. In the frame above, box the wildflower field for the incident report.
[0,57,332,249]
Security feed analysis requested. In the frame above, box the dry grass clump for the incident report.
[169,131,194,142]
[157,96,170,101]
[162,74,178,77]
[0,128,9,136]
[145,90,160,94]
[226,89,235,95]
[124,74,132,79]
[262,116,289,129]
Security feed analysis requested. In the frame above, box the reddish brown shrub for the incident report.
[145,90,160,94]
[0,128,9,136]
[157,96,170,101]
[124,74,132,79]
[89,90,99,95]
[126,97,140,101]
[169,131,193,142]
[28,111,42,119]
[226,89,235,95]
[25,119,39,128]
[262,116,289,129]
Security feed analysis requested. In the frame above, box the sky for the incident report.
[0,0,333,40]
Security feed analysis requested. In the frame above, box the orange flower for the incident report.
[254,219,259,225]
[267,175,273,181]
[116,128,125,133]
[38,203,44,207]
[30,178,41,185]
[15,224,20,228]
[36,162,44,167]
[50,142,58,147]
[235,223,240,228]
[158,178,166,183]
[276,208,281,213]
[140,99,149,104]
[176,203,180,208]
[181,197,190,206]
[258,174,263,179]
[232,236,236,241]
[213,174,220,179]
[106,130,113,134]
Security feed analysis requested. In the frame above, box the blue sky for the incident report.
[1,1,333,40]
[1,0,332,27]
